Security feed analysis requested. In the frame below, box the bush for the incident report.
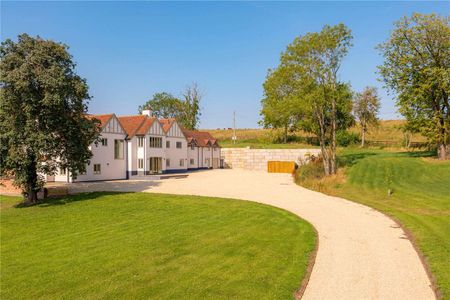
[294,158,325,184]
[336,131,360,147]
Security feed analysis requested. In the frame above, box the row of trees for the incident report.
[138,83,202,130]
[260,13,449,176]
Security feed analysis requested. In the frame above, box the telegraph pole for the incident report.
[232,111,236,144]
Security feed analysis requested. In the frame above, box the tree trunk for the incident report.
[22,154,40,205]
[25,188,39,205]
[283,124,288,144]
[361,125,366,147]
[438,143,449,160]
[330,97,337,174]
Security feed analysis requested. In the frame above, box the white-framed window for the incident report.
[176,141,182,149]
[79,166,87,175]
[101,138,108,146]
[190,159,194,165]
[138,158,144,169]
[114,139,124,159]
[166,141,170,148]
[205,158,210,167]
[149,137,162,148]
[93,164,101,174]
[190,144,195,150]
[60,167,67,175]
[166,159,170,167]
[179,159,184,167]
[137,136,144,147]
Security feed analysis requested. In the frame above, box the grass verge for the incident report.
[0,192,316,300]
[295,148,450,299]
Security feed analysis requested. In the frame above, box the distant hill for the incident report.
[205,120,427,148]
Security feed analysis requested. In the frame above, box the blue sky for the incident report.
[2,2,448,128]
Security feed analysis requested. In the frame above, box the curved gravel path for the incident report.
[70,169,435,299]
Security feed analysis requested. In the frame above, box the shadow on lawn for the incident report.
[38,191,136,207]
[14,191,137,208]
[397,150,436,158]
[338,151,378,168]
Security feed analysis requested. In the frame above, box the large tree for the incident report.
[260,66,300,143]
[0,34,100,205]
[279,24,354,174]
[353,87,381,147]
[138,83,202,130]
[378,13,450,160]
[180,83,202,130]
[138,92,182,118]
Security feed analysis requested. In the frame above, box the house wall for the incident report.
[187,145,199,169]
[145,120,166,174]
[54,116,127,182]
[164,121,187,172]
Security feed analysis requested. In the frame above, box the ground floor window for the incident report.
[93,164,101,174]
[138,158,144,169]
[179,159,184,167]
[114,139,124,159]
[205,158,210,167]
[166,159,170,167]
[190,159,195,165]
[60,167,66,175]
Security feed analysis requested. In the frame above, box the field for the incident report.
[295,149,450,299]
[0,192,316,300]
[207,120,426,148]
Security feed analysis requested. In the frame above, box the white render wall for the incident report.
[54,132,127,182]
[165,137,188,171]
[221,148,320,171]
[187,145,199,169]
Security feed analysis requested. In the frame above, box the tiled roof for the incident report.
[159,118,176,133]
[135,117,157,135]
[117,115,147,137]
[181,128,220,147]
[87,114,114,128]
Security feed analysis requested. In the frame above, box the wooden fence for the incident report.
[267,161,296,174]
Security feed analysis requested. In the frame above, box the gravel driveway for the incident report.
[69,169,435,300]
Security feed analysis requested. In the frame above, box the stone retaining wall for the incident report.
[221,148,321,171]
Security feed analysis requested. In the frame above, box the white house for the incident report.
[159,118,188,173]
[182,129,221,169]
[49,110,220,182]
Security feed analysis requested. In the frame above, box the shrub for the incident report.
[294,158,325,184]
[336,130,361,147]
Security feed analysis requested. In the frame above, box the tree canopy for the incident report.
[261,24,354,174]
[0,34,100,204]
[138,83,202,130]
[378,13,450,159]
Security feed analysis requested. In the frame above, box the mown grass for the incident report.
[0,192,316,300]
[295,149,450,299]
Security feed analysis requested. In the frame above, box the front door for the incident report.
[148,157,162,174]
[213,158,219,169]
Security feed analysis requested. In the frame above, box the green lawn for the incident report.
[297,149,450,299]
[0,192,316,300]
